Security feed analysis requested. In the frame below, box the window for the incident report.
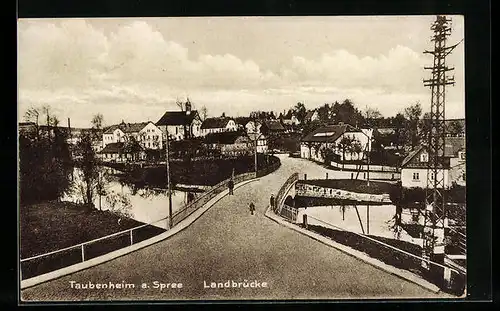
[460,152,466,160]
[430,172,435,180]
[413,172,420,180]
[420,153,429,162]
[462,173,466,181]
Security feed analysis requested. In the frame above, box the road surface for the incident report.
[21,155,450,301]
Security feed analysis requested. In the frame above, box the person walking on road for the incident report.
[228,178,234,195]
[270,194,275,210]
[249,202,255,215]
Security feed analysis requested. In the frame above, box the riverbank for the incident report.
[107,154,280,188]
[298,179,394,195]
[20,201,165,259]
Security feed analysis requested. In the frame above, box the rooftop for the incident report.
[301,124,348,143]
[103,122,150,134]
[204,130,248,144]
[201,117,233,129]
[156,110,199,126]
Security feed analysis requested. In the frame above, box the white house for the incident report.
[98,142,146,162]
[282,115,301,126]
[200,116,238,136]
[156,105,202,141]
[304,110,319,123]
[400,146,450,188]
[300,124,373,163]
[446,137,466,186]
[203,130,253,157]
[102,125,127,146]
[248,132,268,153]
[102,121,163,151]
[139,122,164,150]
[245,120,262,134]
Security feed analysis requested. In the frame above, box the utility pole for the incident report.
[421,15,460,275]
[165,132,173,229]
[254,133,258,175]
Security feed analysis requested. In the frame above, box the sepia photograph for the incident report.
[18,15,466,301]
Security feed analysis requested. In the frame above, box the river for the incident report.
[61,167,200,229]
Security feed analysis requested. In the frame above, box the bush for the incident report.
[19,128,73,205]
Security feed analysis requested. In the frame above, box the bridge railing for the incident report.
[171,172,256,226]
[273,172,299,215]
[20,170,263,281]
[280,204,298,222]
[20,217,167,281]
[303,214,466,295]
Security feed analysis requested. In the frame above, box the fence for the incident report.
[274,172,299,214]
[303,214,466,295]
[256,159,281,178]
[280,204,298,222]
[330,160,399,173]
[171,172,256,226]
[20,218,167,280]
[20,159,284,281]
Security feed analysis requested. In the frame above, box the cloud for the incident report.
[18,19,464,127]
[284,45,426,93]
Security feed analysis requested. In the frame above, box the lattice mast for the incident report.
[421,15,458,270]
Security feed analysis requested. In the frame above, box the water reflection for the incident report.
[62,167,201,229]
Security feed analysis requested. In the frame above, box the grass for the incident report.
[304,224,465,295]
[20,201,165,279]
[299,179,394,195]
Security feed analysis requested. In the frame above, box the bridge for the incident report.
[21,155,451,301]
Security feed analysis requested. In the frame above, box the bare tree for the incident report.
[24,107,41,139]
[200,105,208,121]
[364,107,383,119]
[176,98,185,111]
[91,113,104,130]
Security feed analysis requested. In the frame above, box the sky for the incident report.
[18,16,465,128]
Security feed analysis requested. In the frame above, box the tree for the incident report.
[19,105,73,204]
[331,99,365,126]
[91,113,104,130]
[404,102,423,150]
[338,135,354,168]
[393,113,407,150]
[123,136,143,162]
[176,98,185,111]
[200,106,208,121]
[317,103,331,124]
[24,107,42,140]
[449,120,464,137]
[74,132,100,210]
[293,102,307,123]
[419,112,432,144]
[319,146,335,165]
[351,139,363,161]
[364,107,383,120]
